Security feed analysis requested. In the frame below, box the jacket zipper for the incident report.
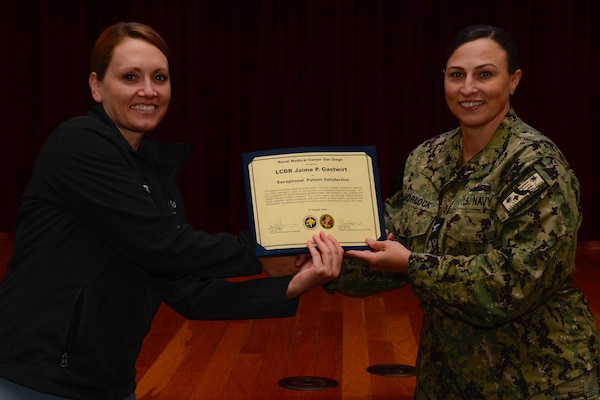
[62,287,85,369]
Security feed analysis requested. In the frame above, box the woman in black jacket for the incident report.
[0,22,343,400]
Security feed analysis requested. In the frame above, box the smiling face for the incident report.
[89,37,171,148]
[444,38,521,133]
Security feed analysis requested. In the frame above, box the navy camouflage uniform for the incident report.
[328,109,600,398]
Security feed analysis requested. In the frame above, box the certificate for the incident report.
[242,146,386,256]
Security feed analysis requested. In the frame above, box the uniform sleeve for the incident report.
[408,158,582,328]
[35,117,261,278]
[161,275,299,319]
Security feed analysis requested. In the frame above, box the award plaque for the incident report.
[242,146,386,256]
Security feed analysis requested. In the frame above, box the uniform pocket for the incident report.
[393,203,437,244]
[444,210,497,255]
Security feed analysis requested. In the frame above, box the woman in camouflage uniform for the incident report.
[344,25,600,399]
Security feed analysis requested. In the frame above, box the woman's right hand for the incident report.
[346,238,411,273]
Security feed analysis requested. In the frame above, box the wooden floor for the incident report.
[0,233,598,399]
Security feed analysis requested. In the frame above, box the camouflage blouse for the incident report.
[330,109,600,398]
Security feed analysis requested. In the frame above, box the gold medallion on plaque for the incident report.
[319,214,334,229]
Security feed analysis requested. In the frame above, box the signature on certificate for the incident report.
[267,219,300,234]
[337,218,367,232]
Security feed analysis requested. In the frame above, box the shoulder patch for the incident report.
[502,172,547,212]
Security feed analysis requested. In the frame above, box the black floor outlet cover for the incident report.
[278,375,339,390]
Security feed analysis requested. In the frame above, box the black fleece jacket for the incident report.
[0,104,297,400]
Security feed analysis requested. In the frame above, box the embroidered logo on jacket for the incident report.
[502,172,546,212]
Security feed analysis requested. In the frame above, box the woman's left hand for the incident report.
[285,231,343,299]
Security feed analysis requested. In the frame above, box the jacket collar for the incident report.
[87,103,192,170]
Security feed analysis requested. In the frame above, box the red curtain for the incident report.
[1,0,597,240]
